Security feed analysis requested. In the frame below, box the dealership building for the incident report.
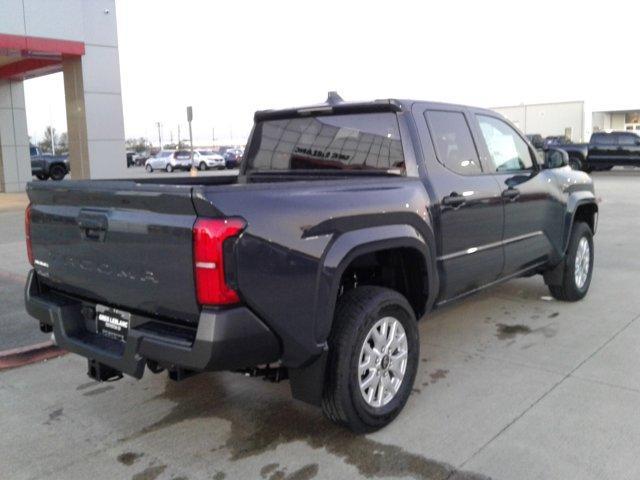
[0,0,125,192]
[493,101,640,143]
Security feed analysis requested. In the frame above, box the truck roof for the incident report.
[254,94,496,122]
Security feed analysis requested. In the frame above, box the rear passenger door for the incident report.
[415,105,504,301]
[617,133,640,165]
[473,113,562,277]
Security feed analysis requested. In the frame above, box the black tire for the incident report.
[145,164,153,173]
[568,157,582,171]
[322,286,419,433]
[166,164,173,173]
[49,164,67,181]
[35,173,49,181]
[199,162,208,171]
[548,222,594,301]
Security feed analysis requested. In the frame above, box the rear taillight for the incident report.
[193,218,245,306]
[25,204,34,266]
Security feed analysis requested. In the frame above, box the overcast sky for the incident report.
[24,0,640,145]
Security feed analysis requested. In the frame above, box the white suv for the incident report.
[145,150,193,173]
[194,150,225,170]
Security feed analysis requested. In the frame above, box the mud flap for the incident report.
[288,350,328,407]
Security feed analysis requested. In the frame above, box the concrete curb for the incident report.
[0,341,67,371]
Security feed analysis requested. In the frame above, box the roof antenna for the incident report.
[326,91,344,105]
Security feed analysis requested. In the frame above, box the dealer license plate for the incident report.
[96,305,130,342]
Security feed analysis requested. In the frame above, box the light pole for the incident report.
[187,106,195,174]
[156,122,162,149]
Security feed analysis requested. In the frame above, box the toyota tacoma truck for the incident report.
[24,96,598,432]
[557,131,640,172]
[30,145,70,181]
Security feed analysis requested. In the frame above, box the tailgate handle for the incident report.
[78,211,108,241]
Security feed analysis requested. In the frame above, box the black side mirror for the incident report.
[544,148,568,169]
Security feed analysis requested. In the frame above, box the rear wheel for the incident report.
[548,221,594,301]
[199,162,208,171]
[49,164,67,181]
[166,164,173,173]
[322,286,419,433]
[145,164,153,173]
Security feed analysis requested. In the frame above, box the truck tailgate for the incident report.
[27,181,200,324]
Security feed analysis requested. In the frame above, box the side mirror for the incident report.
[544,148,568,169]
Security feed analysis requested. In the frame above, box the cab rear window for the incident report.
[244,113,404,172]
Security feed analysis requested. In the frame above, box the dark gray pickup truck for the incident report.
[24,96,598,432]
[30,145,70,181]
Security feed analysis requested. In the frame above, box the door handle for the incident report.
[502,188,520,201]
[442,193,467,208]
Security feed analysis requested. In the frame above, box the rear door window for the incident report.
[425,110,482,175]
[618,134,638,146]
[244,113,404,172]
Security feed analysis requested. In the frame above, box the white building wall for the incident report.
[0,80,32,192]
[493,101,586,142]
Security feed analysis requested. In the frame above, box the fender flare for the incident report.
[563,194,598,252]
[312,223,438,346]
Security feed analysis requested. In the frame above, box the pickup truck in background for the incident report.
[24,96,598,432]
[557,131,640,172]
[30,145,70,181]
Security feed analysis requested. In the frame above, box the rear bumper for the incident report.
[24,270,281,379]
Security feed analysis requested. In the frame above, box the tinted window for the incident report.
[618,134,639,146]
[425,111,481,174]
[592,134,615,145]
[245,113,404,172]
[477,115,534,171]
[159,151,172,158]
[175,150,191,159]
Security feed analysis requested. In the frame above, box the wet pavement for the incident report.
[1,171,640,479]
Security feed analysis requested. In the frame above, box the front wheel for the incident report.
[49,164,67,181]
[145,164,153,173]
[322,286,419,433]
[548,221,594,301]
[199,162,208,171]
[35,173,49,181]
[166,164,173,173]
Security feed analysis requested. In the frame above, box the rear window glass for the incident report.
[175,150,192,159]
[244,113,404,172]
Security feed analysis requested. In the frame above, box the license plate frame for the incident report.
[95,305,130,343]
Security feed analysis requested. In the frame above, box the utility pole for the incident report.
[156,122,162,149]
[212,127,215,147]
[50,127,56,155]
[177,124,181,148]
[187,106,195,174]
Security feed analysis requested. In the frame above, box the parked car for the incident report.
[194,150,225,170]
[24,97,597,433]
[145,150,192,172]
[556,131,640,172]
[543,135,572,150]
[29,145,69,181]
[223,148,243,168]
[126,151,135,168]
[526,134,544,149]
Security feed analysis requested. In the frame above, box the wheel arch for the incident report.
[564,197,598,252]
[313,224,438,347]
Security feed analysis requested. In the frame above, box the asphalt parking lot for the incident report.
[1,170,639,480]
